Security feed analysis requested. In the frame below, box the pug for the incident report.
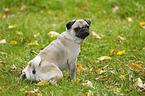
[20,19,91,84]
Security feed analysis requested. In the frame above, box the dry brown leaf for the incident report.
[25,89,39,96]
[20,2,26,11]
[1,82,9,86]
[110,49,118,55]
[139,72,145,76]
[94,76,103,81]
[128,63,143,71]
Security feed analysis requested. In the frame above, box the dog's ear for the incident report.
[66,20,76,30]
[84,19,91,26]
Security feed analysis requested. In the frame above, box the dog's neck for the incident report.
[66,30,84,44]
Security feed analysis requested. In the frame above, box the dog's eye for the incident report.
[86,26,89,29]
[74,27,80,31]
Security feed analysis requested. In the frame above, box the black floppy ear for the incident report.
[84,19,91,26]
[66,20,76,30]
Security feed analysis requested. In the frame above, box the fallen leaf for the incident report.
[110,49,118,55]
[8,24,19,29]
[139,72,145,76]
[98,69,106,74]
[35,81,50,86]
[10,40,18,44]
[25,89,39,96]
[117,50,125,56]
[120,74,127,80]
[97,56,112,61]
[91,31,101,39]
[112,6,119,12]
[0,52,7,55]
[77,65,83,75]
[135,78,145,88]
[16,31,23,35]
[0,39,6,44]
[128,63,143,71]
[0,87,2,90]
[27,41,39,45]
[4,8,10,12]
[139,21,145,29]
[127,17,133,22]
[82,80,95,89]
[10,64,17,72]
[94,76,103,81]
[139,21,145,26]
[1,82,9,86]
[48,31,60,38]
[34,33,40,37]
[118,36,126,40]
[20,2,26,11]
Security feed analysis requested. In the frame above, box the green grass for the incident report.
[0,0,145,95]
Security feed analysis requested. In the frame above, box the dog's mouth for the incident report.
[20,73,26,81]
[75,27,90,39]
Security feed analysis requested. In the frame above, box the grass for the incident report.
[0,0,145,95]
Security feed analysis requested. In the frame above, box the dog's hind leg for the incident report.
[37,61,63,84]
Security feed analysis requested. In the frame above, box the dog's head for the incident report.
[66,19,91,39]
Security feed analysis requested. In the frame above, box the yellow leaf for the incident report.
[10,40,18,44]
[139,21,145,26]
[89,68,93,73]
[128,63,143,71]
[27,41,39,45]
[127,17,133,22]
[91,31,101,39]
[120,74,127,80]
[0,87,2,90]
[0,39,6,44]
[97,56,112,61]
[48,31,60,38]
[117,50,125,56]
[77,66,83,75]
[35,81,50,86]
[98,69,106,74]
[118,36,126,40]
[135,78,144,88]
[8,24,19,29]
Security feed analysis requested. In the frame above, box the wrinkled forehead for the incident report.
[72,19,88,28]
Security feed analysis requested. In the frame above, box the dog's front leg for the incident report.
[68,61,76,79]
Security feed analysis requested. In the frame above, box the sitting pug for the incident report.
[20,19,91,83]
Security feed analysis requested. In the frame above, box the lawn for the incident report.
[0,0,145,95]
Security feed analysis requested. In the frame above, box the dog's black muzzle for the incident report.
[76,28,90,39]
